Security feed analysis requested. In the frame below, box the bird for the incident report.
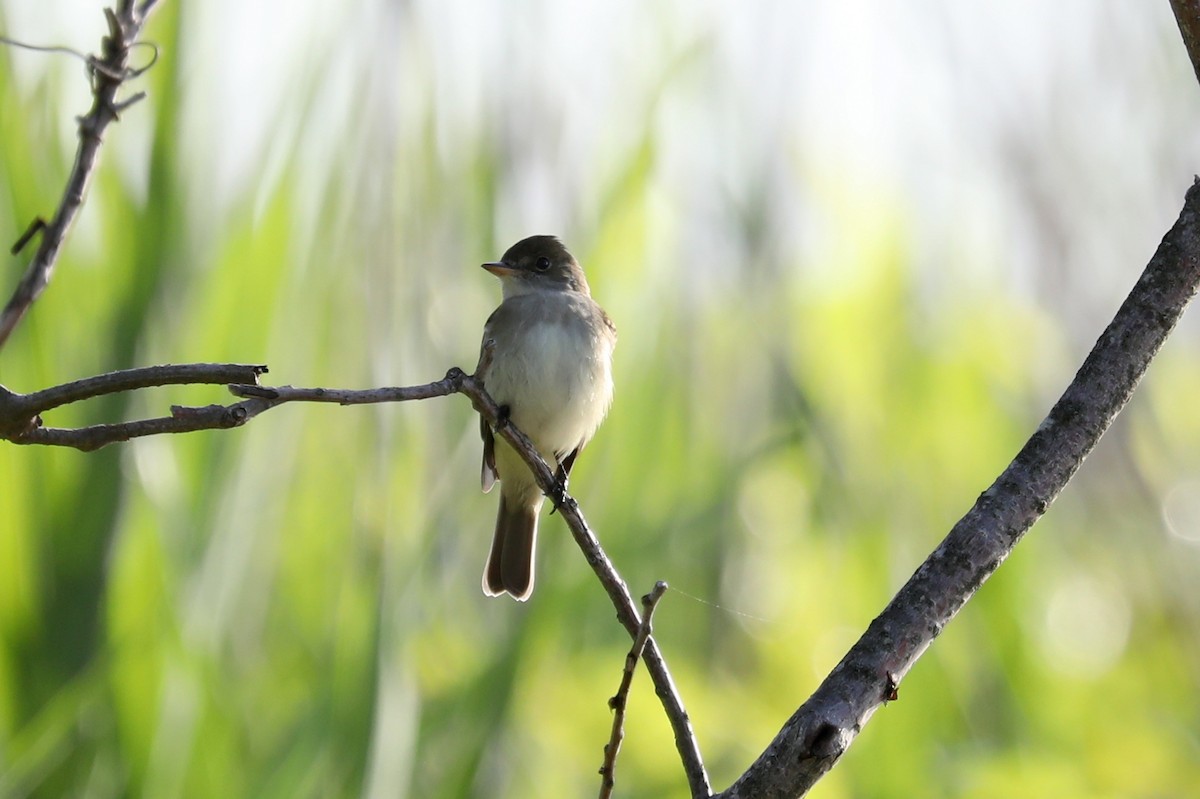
[475,235,616,601]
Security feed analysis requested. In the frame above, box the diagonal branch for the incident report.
[715,178,1200,798]
[1170,0,1200,85]
[0,2,161,351]
[455,374,714,796]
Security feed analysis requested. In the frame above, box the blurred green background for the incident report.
[2,1,1200,797]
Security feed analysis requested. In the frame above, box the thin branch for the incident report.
[11,402,269,451]
[599,581,668,799]
[23,363,267,414]
[0,363,268,449]
[0,359,713,794]
[0,36,93,67]
[227,381,460,406]
[0,367,460,451]
[0,2,162,351]
[716,178,1200,798]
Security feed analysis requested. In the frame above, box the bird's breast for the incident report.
[483,296,614,457]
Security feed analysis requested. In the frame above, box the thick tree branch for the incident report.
[1170,0,1200,85]
[0,2,160,351]
[716,179,1200,798]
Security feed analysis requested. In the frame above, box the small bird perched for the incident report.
[476,235,616,601]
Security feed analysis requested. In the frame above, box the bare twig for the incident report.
[0,366,461,451]
[599,581,668,799]
[226,381,460,406]
[0,2,162,351]
[11,402,267,451]
[0,35,94,65]
[0,363,268,449]
[0,359,713,794]
[23,363,267,414]
[716,178,1200,798]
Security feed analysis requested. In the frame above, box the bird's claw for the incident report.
[548,467,570,515]
[495,404,511,428]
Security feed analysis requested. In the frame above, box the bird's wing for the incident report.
[478,312,501,493]
[481,415,498,493]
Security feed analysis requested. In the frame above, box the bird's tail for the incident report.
[482,494,539,601]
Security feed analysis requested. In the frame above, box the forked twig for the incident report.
[599,581,668,799]
[0,3,161,351]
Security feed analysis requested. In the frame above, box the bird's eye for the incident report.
[534,256,552,272]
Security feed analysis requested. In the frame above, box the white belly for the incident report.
[482,296,614,467]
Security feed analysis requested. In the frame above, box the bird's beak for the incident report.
[482,261,520,277]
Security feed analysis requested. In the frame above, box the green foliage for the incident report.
[2,4,1199,798]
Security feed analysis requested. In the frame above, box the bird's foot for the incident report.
[548,465,570,515]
